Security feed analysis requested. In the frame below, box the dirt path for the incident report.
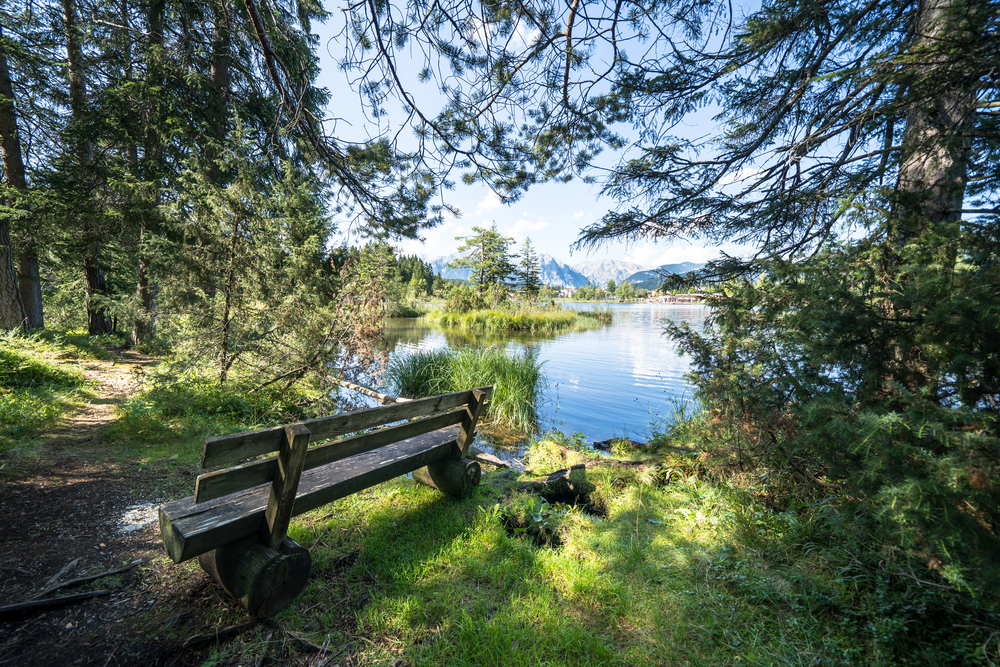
[0,350,226,667]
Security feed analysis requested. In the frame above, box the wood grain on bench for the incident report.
[201,390,476,468]
[161,426,460,563]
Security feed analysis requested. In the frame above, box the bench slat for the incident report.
[201,390,475,468]
[161,425,460,563]
[194,408,467,503]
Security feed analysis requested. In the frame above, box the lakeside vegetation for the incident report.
[386,346,544,432]
[424,302,613,334]
[1,0,998,663]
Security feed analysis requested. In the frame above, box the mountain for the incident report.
[624,262,706,288]
[536,254,590,288]
[571,259,650,286]
[428,253,469,281]
[427,253,590,287]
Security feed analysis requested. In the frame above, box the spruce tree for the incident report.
[518,237,541,300]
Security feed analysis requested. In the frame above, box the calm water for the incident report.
[383,303,708,443]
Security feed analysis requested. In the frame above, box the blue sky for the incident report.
[311,6,752,267]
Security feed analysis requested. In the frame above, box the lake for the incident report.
[383,303,709,444]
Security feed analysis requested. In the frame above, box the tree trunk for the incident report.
[131,0,164,346]
[63,0,111,335]
[0,37,38,330]
[0,221,25,330]
[208,2,230,184]
[887,0,978,390]
[894,0,977,244]
[84,252,114,335]
[219,214,240,384]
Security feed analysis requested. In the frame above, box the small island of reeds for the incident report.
[424,302,613,334]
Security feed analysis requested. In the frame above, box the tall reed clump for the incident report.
[386,346,544,432]
[577,306,614,323]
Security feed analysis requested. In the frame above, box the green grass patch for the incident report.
[386,346,544,432]
[109,367,325,467]
[0,331,90,448]
[425,302,609,333]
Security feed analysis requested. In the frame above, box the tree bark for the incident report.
[887,0,978,390]
[208,1,230,185]
[63,0,112,335]
[0,221,25,330]
[894,0,977,244]
[130,0,164,346]
[0,35,36,330]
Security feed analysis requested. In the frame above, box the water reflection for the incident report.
[383,303,708,445]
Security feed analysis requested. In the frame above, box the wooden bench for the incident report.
[158,387,491,616]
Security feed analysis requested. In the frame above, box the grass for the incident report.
[0,330,90,449]
[386,346,544,432]
[110,367,325,467]
[158,429,997,666]
[425,302,611,333]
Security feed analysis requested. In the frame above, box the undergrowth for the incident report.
[154,430,998,666]
[0,331,90,447]
[110,364,325,466]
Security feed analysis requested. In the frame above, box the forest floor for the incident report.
[0,349,282,667]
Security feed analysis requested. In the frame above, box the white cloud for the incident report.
[506,218,548,241]
[476,192,501,212]
[395,219,467,259]
[573,210,585,219]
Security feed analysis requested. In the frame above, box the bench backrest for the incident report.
[194,388,491,504]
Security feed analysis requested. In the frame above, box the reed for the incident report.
[425,303,602,333]
[386,346,544,432]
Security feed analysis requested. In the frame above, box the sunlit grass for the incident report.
[0,330,90,449]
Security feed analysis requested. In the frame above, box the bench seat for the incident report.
[160,425,460,563]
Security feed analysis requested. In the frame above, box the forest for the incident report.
[1,0,999,664]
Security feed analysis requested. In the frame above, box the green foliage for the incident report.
[0,331,87,445]
[615,280,635,301]
[444,283,486,313]
[111,365,321,464]
[518,236,542,299]
[385,346,544,432]
[669,237,1000,604]
[449,223,517,294]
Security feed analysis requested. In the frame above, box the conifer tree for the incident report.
[518,237,541,300]
[449,224,517,294]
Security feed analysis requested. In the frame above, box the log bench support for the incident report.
[159,387,492,617]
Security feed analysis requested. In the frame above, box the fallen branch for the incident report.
[283,629,333,653]
[467,444,513,469]
[0,590,113,621]
[329,378,412,404]
[29,559,142,601]
[182,618,276,650]
[40,558,81,590]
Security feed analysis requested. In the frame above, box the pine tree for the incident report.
[449,224,517,294]
[518,237,541,300]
